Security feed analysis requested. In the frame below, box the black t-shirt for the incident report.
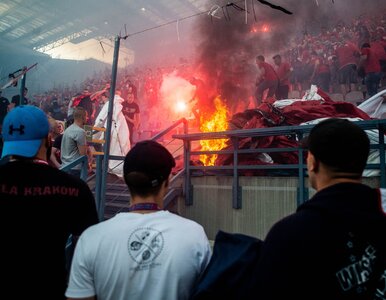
[53,134,63,149]
[0,96,9,125]
[122,101,140,127]
[53,134,63,164]
[0,160,99,298]
[50,103,66,121]
[11,94,28,106]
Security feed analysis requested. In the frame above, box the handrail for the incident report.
[173,118,386,208]
[174,119,386,141]
[59,155,89,181]
[163,169,185,208]
[152,118,188,140]
[173,123,311,141]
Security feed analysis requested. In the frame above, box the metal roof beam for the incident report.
[33,29,93,53]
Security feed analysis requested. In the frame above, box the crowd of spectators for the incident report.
[282,13,386,97]
[1,13,385,136]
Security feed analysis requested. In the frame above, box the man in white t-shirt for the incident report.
[66,140,212,300]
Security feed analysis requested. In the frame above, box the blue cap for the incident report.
[1,105,49,158]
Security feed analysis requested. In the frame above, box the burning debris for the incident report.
[199,96,229,166]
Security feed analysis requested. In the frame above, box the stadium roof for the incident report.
[0,0,209,62]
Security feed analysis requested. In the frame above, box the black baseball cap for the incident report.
[123,140,176,187]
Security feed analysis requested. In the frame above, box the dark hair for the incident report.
[306,118,370,176]
[361,43,371,48]
[124,172,165,197]
[256,55,265,62]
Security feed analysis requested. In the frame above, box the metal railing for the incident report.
[173,119,386,209]
[59,155,90,260]
[59,155,89,181]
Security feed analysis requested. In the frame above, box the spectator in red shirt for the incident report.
[360,43,382,97]
[335,41,360,97]
[310,51,331,93]
[255,55,279,105]
[273,54,292,100]
[370,37,386,86]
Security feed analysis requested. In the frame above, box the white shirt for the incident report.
[66,210,211,300]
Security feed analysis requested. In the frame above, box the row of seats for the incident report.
[287,90,365,105]
[330,91,365,104]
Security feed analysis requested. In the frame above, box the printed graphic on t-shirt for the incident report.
[335,231,386,298]
[376,271,386,299]
[128,227,164,270]
[336,244,377,292]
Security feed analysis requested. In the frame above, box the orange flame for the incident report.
[199,97,229,166]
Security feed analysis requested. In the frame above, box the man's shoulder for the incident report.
[264,208,322,242]
[64,124,85,134]
[270,210,306,228]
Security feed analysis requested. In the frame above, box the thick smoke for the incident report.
[193,0,302,107]
[192,0,385,104]
[159,71,195,120]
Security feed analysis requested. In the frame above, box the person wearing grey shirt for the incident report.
[61,107,88,177]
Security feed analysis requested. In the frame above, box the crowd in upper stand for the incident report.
[282,13,386,97]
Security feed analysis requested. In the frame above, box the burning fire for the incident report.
[199,96,229,166]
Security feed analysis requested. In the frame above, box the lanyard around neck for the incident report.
[128,203,161,212]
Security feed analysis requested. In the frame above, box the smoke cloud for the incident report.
[192,0,386,102]
[156,71,196,126]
